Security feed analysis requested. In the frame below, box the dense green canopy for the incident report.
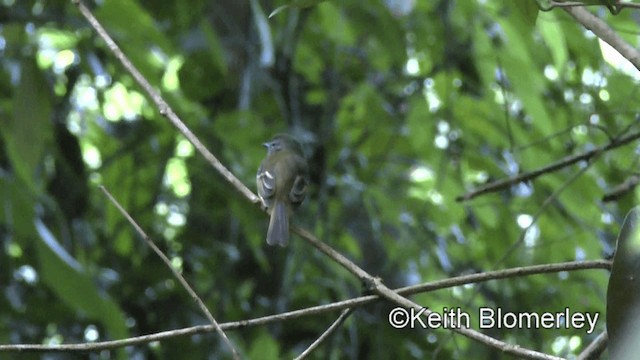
[1,0,639,359]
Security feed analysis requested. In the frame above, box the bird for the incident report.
[256,134,309,246]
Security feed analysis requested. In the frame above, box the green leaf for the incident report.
[537,11,568,71]
[199,19,228,77]
[2,58,53,190]
[248,330,280,359]
[269,0,328,18]
[513,0,539,27]
[0,177,36,239]
[96,0,174,82]
[35,220,129,358]
[499,17,552,131]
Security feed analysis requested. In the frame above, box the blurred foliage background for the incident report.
[1,0,639,359]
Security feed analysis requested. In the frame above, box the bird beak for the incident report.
[262,142,270,148]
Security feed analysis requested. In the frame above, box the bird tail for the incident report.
[267,201,289,246]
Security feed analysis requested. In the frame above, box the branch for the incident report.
[543,1,640,12]
[456,130,640,201]
[562,4,640,70]
[397,260,610,296]
[294,308,355,360]
[99,186,240,360]
[577,330,608,360]
[0,260,607,354]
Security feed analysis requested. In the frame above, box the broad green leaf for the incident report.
[537,11,568,71]
[35,220,128,359]
[3,58,53,191]
[96,0,173,84]
[0,177,36,239]
[513,0,539,27]
[499,18,552,131]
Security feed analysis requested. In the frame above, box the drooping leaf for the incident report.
[269,0,328,18]
[3,58,53,190]
[35,219,128,359]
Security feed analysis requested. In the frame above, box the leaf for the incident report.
[96,0,173,82]
[199,20,228,76]
[2,58,53,190]
[513,0,539,27]
[269,0,327,18]
[34,219,129,359]
[607,207,640,359]
[537,11,568,71]
[248,330,280,359]
[498,17,552,131]
[0,177,35,239]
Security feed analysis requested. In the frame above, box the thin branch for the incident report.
[562,4,640,70]
[577,330,608,360]
[456,130,640,201]
[602,174,640,202]
[0,260,607,355]
[99,186,240,360]
[496,156,595,264]
[543,1,640,12]
[397,260,610,296]
[294,308,355,360]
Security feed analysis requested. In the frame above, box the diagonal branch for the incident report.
[562,5,640,71]
[294,308,355,360]
[577,330,608,360]
[456,130,640,201]
[99,186,240,360]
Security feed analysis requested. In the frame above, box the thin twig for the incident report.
[397,260,610,296]
[456,131,640,201]
[0,260,607,354]
[496,157,595,264]
[577,330,608,360]
[99,186,240,360]
[294,308,355,360]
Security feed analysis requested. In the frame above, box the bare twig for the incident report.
[456,131,640,201]
[99,186,240,360]
[294,308,355,360]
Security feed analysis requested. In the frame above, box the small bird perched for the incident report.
[256,134,309,246]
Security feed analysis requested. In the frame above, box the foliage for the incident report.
[1,0,639,359]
